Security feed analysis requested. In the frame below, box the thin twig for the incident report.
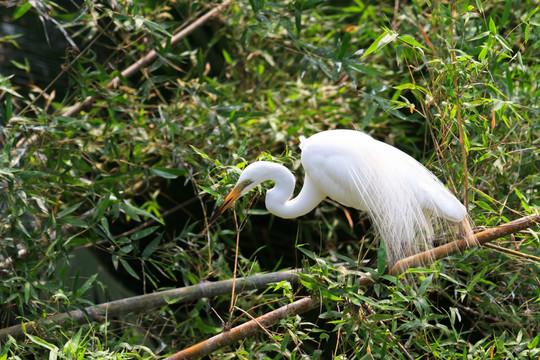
[450,5,470,209]
[229,210,240,326]
[62,0,232,117]
[483,242,540,262]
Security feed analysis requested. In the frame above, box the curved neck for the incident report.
[263,164,326,219]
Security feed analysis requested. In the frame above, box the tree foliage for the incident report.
[0,0,538,358]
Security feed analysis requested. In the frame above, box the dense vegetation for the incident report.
[0,0,538,358]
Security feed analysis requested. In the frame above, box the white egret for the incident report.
[211,129,474,266]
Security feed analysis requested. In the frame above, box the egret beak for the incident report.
[208,185,243,225]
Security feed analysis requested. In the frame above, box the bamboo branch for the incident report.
[164,297,319,360]
[388,214,539,276]
[0,269,301,341]
[62,0,232,117]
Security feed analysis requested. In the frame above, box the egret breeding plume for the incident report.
[211,129,474,266]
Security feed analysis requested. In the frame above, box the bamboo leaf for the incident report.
[399,35,426,49]
[119,258,141,280]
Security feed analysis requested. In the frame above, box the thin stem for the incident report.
[450,4,470,208]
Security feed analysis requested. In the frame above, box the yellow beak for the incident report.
[208,185,243,225]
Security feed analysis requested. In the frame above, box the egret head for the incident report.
[209,162,271,224]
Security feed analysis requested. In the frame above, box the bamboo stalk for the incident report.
[164,297,318,360]
[388,214,539,276]
[0,269,301,341]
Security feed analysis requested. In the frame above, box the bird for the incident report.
[210,129,474,266]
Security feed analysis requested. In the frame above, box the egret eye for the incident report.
[243,180,253,186]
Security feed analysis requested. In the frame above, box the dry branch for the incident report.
[163,297,319,360]
[0,269,301,341]
[389,214,539,275]
[356,214,540,286]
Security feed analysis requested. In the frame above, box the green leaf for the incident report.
[393,83,428,93]
[198,184,219,198]
[303,0,324,10]
[418,274,433,295]
[321,289,343,301]
[236,136,248,157]
[99,217,114,241]
[190,145,213,162]
[467,266,489,292]
[377,239,387,274]
[398,35,426,49]
[528,331,540,350]
[362,30,398,59]
[17,171,47,180]
[120,202,163,224]
[513,187,530,211]
[0,167,17,179]
[133,15,171,37]
[131,226,159,240]
[13,2,32,19]
[299,278,317,290]
[222,49,233,65]
[141,236,161,258]
[468,31,490,41]
[295,9,301,35]
[57,202,83,217]
[338,32,351,59]
[360,102,378,130]
[488,17,496,34]
[346,63,385,76]
[149,167,183,179]
[60,218,88,228]
[93,191,113,222]
[24,281,31,303]
[297,246,316,261]
[76,273,98,298]
[249,0,261,12]
[26,333,58,352]
[64,328,82,355]
[119,258,141,280]
[474,200,496,212]
[393,83,416,90]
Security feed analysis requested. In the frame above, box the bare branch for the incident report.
[388,214,539,276]
[356,214,540,285]
[0,269,301,341]
[164,297,319,360]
